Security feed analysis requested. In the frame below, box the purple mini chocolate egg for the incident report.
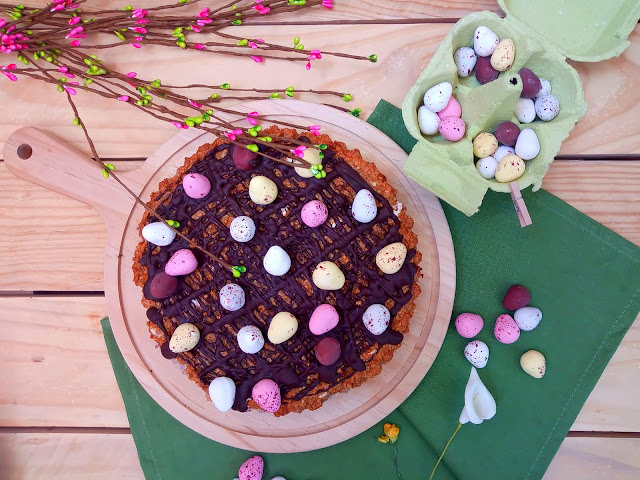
[233,145,260,170]
[149,272,178,299]
[494,121,520,147]
[315,337,341,366]
[475,56,499,85]
[519,68,542,99]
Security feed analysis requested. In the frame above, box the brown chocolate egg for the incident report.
[503,284,531,310]
[315,337,341,366]
[149,272,178,299]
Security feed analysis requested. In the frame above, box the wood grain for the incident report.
[1,160,638,292]
[1,432,638,480]
[0,24,637,158]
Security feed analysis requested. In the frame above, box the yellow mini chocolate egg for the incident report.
[169,323,200,353]
[520,350,546,378]
[312,261,345,290]
[495,154,525,183]
[294,148,322,178]
[267,312,299,344]
[375,242,408,274]
[249,175,278,205]
[490,39,515,72]
[472,132,498,159]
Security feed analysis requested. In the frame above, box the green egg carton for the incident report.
[401,0,640,216]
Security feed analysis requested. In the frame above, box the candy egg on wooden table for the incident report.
[514,306,543,331]
[473,25,499,57]
[423,81,453,113]
[249,175,278,205]
[267,311,299,344]
[142,221,176,246]
[515,129,540,160]
[352,189,378,223]
[464,340,489,368]
[238,455,264,480]
[476,156,498,179]
[309,304,340,335]
[237,325,265,354]
[418,105,440,135]
[312,261,346,290]
[252,379,281,413]
[375,242,408,274]
[208,377,236,413]
[362,304,391,335]
[454,46,477,77]
[520,350,546,378]
[229,216,256,242]
[301,199,328,227]
[494,313,521,344]
[315,337,341,366]
[183,173,211,199]
[455,312,484,338]
[439,117,466,142]
[495,154,525,183]
[169,323,200,353]
[263,245,291,276]
[219,283,246,312]
[490,38,515,72]
[535,94,560,121]
[165,249,198,276]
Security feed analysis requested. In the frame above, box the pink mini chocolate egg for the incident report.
[165,249,198,276]
[455,313,484,338]
[437,96,462,120]
[494,313,521,344]
[219,283,245,311]
[252,378,281,413]
[301,200,328,228]
[309,304,340,335]
[438,117,466,142]
[238,455,264,480]
[315,337,341,366]
[182,173,211,199]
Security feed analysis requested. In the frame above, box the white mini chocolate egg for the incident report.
[375,242,408,274]
[208,377,236,413]
[237,325,264,354]
[515,98,536,124]
[362,304,391,335]
[423,81,453,113]
[535,94,560,121]
[352,189,378,223]
[473,26,499,57]
[514,306,543,331]
[270,477,287,480]
[454,46,477,77]
[263,246,291,276]
[493,145,515,162]
[520,350,546,378]
[464,340,489,368]
[294,148,322,178]
[230,216,256,242]
[249,175,278,205]
[312,261,345,290]
[169,323,200,353]
[515,129,540,160]
[267,312,299,344]
[537,77,552,97]
[418,105,441,136]
[476,156,498,179]
[219,283,246,312]
[142,222,176,246]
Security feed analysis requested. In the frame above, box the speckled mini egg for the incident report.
[237,325,265,354]
[473,26,499,57]
[164,249,198,276]
[537,78,552,97]
[418,105,441,136]
[249,175,278,205]
[315,337,341,366]
[490,39,515,72]
[375,242,408,274]
[515,98,536,124]
[494,145,515,162]
[238,455,264,480]
[301,200,328,227]
[267,311,299,344]
[473,132,498,158]
[169,323,200,353]
[252,379,281,413]
[352,189,378,223]
[437,96,462,120]
[494,313,520,344]
[229,216,256,242]
[309,304,340,335]
[476,156,498,179]
[362,304,391,335]
[439,117,466,142]
[515,129,540,160]
[464,340,489,368]
[208,377,236,413]
[495,154,525,183]
[520,350,546,378]
[182,173,211,199]
[423,82,453,113]
[219,283,245,312]
[454,46,477,77]
[142,221,176,246]
[535,94,560,121]
[294,148,322,178]
[263,245,291,276]
[312,261,345,290]
[455,312,484,338]
[514,306,543,331]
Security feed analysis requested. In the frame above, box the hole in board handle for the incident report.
[17,144,33,160]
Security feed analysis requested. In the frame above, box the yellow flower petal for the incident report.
[378,435,390,443]
[384,423,400,441]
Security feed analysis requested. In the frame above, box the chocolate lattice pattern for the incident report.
[134,128,420,414]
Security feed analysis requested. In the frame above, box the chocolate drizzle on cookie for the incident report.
[139,135,418,412]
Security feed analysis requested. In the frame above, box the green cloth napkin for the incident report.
[102,100,640,480]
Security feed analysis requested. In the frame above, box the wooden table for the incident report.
[1,1,639,478]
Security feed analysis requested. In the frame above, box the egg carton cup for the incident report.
[402,0,640,217]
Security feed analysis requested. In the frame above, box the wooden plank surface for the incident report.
[1,295,638,432]
[0,24,638,157]
[1,432,638,480]
[1,160,638,292]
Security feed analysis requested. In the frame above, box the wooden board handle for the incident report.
[3,127,131,223]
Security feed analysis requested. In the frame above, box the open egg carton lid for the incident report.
[401,0,640,217]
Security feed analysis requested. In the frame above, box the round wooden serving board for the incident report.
[3,100,455,453]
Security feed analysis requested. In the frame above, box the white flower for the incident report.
[459,367,497,425]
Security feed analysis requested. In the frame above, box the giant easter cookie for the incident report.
[132,127,422,416]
